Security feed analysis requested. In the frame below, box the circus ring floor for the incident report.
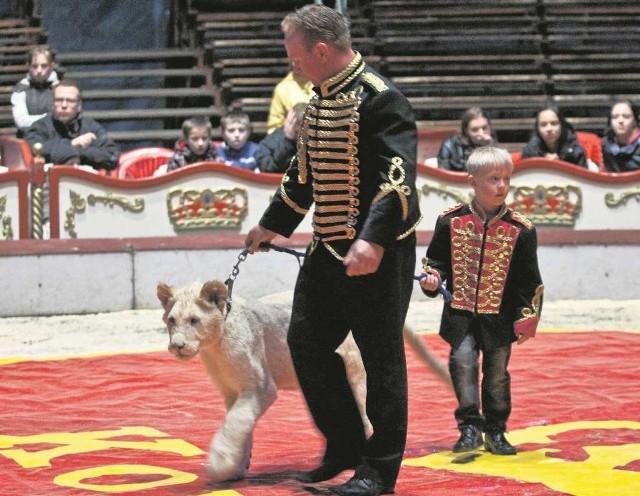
[1,329,639,496]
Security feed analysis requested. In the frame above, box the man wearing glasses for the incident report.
[25,80,119,172]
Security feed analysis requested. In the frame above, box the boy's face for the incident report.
[469,164,512,213]
[186,126,211,156]
[222,122,250,151]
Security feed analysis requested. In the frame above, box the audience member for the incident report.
[166,116,218,172]
[255,102,306,173]
[602,100,640,172]
[437,107,497,171]
[521,105,587,168]
[215,111,259,170]
[266,62,314,134]
[24,80,119,172]
[11,45,59,137]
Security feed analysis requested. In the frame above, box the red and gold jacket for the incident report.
[423,202,544,350]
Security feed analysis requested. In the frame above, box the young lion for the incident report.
[157,280,449,483]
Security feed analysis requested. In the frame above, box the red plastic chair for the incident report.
[575,131,604,170]
[116,147,174,179]
[0,136,33,170]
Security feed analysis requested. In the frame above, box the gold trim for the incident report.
[420,182,470,205]
[280,184,309,215]
[167,187,249,230]
[30,185,44,239]
[323,241,346,261]
[397,214,422,240]
[64,190,86,239]
[361,72,388,93]
[320,52,364,97]
[605,188,640,208]
[87,192,144,213]
[0,196,13,240]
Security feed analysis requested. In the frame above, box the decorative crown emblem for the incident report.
[167,187,248,231]
[508,184,582,227]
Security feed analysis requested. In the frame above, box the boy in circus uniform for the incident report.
[420,146,544,456]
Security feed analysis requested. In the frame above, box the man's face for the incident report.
[29,53,53,82]
[284,31,323,86]
[53,86,81,123]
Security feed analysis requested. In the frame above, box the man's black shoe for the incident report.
[452,425,483,453]
[295,459,358,483]
[484,431,517,455]
[328,476,394,496]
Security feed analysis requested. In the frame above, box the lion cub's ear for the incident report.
[199,280,229,313]
[157,282,175,309]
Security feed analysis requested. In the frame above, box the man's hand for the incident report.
[71,132,96,149]
[343,239,384,277]
[244,225,277,254]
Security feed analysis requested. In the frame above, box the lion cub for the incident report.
[157,280,369,482]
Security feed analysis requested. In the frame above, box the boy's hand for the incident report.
[516,334,530,345]
[419,268,441,292]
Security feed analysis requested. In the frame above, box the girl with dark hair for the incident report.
[521,106,586,167]
[602,100,640,172]
[437,107,497,172]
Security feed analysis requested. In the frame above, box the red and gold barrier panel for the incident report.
[1,331,639,495]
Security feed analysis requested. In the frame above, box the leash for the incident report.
[224,242,451,317]
[224,242,305,318]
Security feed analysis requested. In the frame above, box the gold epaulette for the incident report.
[439,202,464,218]
[360,72,388,94]
[511,210,533,229]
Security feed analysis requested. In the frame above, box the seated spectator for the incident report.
[266,62,314,134]
[602,100,640,172]
[11,45,59,137]
[24,80,119,172]
[256,102,306,173]
[521,105,587,168]
[215,111,259,171]
[166,116,218,172]
[437,107,497,171]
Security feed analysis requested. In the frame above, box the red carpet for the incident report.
[1,331,639,496]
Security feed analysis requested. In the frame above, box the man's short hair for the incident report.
[281,4,351,51]
[54,79,82,100]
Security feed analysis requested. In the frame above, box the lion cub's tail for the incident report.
[403,324,453,389]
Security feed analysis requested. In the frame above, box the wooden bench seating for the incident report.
[408,95,549,121]
[392,74,547,98]
[212,57,290,83]
[80,86,214,101]
[63,67,208,86]
[374,15,538,38]
[56,49,202,67]
[548,53,640,74]
[551,73,640,95]
[378,34,543,56]
[84,106,221,122]
[381,54,543,77]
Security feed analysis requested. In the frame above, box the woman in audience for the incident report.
[437,107,497,171]
[602,100,640,172]
[521,105,587,168]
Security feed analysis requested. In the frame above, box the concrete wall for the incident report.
[1,240,637,317]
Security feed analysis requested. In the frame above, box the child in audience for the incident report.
[602,100,640,172]
[420,146,543,457]
[438,107,497,171]
[11,45,59,137]
[256,102,306,173]
[166,116,218,172]
[215,111,259,171]
[521,105,587,168]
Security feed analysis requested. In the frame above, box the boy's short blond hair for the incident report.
[220,111,252,132]
[466,146,513,175]
[182,116,212,138]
